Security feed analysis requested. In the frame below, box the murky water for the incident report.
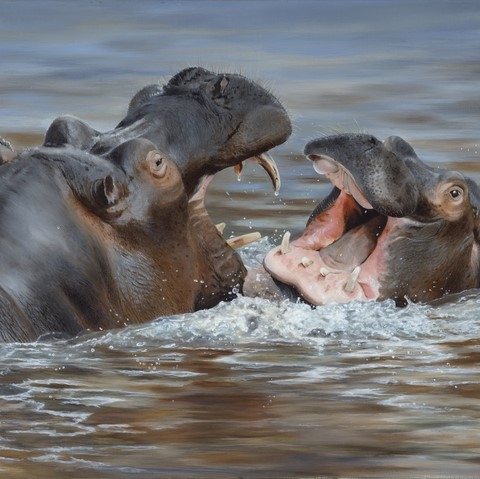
[1,1,480,477]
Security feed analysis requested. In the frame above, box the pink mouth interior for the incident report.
[264,188,390,306]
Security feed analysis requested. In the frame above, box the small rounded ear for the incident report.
[383,135,420,160]
[467,178,480,209]
[0,137,15,164]
[91,174,128,217]
[145,149,169,178]
[44,115,100,149]
[94,174,119,206]
[126,84,163,116]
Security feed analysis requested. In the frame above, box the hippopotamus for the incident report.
[261,133,480,307]
[0,68,291,342]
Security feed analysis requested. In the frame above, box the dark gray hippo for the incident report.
[261,133,480,306]
[0,68,291,342]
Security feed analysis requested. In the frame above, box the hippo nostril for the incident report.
[213,76,229,97]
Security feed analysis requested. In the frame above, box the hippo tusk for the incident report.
[216,222,226,234]
[227,232,261,249]
[320,267,331,277]
[251,152,281,194]
[344,266,361,293]
[300,256,314,268]
[280,231,291,254]
[234,152,281,194]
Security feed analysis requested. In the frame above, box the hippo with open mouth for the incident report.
[262,133,480,306]
[0,68,291,342]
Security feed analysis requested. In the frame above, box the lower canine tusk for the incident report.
[280,231,291,254]
[344,266,361,293]
[301,257,314,267]
[216,222,226,234]
[320,267,330,277]
[227,232,261,249]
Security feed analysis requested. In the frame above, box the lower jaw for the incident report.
[263,238,382,306]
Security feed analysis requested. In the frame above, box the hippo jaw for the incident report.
[264,186,388,305]
[264,134,480,306]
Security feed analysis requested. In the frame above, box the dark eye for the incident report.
[449,187,463,200]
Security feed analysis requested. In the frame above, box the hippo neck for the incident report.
[108,219,202,321]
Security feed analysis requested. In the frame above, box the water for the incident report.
[1,0,480,477]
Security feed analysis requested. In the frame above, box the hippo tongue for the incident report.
[318,214,385,270]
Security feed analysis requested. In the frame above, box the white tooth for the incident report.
[320,267,331,277]
[216,222,226,234]
[226,232,261,249]
[280,231,291,254]
[344,266,361,293]
[301,256,313,267]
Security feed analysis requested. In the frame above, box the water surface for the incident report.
[0,1,480,477]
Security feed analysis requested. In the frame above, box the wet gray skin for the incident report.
[263,134,480,307]
[0,69,291,342]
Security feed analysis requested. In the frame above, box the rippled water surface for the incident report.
[1,1,480,477]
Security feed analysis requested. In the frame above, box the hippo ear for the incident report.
[0,137,15,164]
[383,135,423,163]
[44,115,100,150]
[126,84,163,116]
[465,178,480,241]
[144,149,170,178]
[91,174,128,217]
[467,178,480,208]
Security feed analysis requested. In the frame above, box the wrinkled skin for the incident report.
[262,134,480,306]
[0,68,291,342]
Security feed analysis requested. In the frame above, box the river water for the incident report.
[1,1,480,477]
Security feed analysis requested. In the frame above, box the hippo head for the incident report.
[122,66,290,194]
[264,134,480,306]
[43,68,292,307]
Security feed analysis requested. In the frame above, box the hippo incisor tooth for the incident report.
[216,222,226,234]
[344,266,361,293]
[280,231,291,254]
[227,232,261,249]
[301,256,314,268]
[320,267,331,277]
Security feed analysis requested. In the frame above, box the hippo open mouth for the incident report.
[264,134,480,306]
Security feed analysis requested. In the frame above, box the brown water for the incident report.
[1,1,480,477]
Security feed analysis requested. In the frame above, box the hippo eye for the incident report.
[448,187,463,201]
